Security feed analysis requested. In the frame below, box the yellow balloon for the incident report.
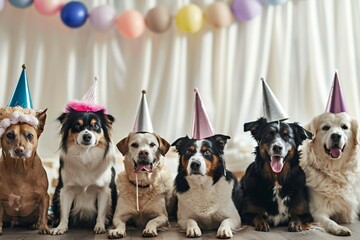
[175,4,203,33]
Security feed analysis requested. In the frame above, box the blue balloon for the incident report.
[9,0,33,9]
[61,1,88,28]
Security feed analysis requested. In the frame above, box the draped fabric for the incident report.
[0,0,360,171]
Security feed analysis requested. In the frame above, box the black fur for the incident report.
[51,109,117,227]
[241,118,313,231]
[172,134,242,213]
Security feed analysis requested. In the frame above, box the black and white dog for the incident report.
[51,108,117,235]
[172,135,242,238]
[241,118,313,232]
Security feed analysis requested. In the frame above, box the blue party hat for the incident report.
[8,64,33,109]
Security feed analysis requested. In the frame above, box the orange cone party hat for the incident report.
[325,72,347,113]
[132,90,154,133]
[192,88,215,139]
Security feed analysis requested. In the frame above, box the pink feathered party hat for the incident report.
[325,72,347,113]
[65,76,108,114]
[192,88,215,139]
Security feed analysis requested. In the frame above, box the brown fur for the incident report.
[0,109,49,234]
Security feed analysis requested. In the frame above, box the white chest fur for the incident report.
[177,176,240,230]
[268,184,290,226]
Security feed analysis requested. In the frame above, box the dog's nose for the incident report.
[331,133,341,142]
[139,150,149,159]
[190,160,201,171]
[15,147,24,156]
[272,144,283,153]
[82,133,92,142]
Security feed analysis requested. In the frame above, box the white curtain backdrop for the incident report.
[1,0,360,171]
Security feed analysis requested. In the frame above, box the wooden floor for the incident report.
[2,221,360,240]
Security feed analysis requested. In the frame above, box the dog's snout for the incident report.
[139,150,149,159]
[331,133,341,142]
[272,144,283,153]
[15,147,24,156]
[82,133,92,142]
[190,160,201,171]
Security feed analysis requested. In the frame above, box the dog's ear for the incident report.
[351,118,359,146]
[117,135,129,155]
[36,109,47,137]
[155,134,170,156]
[207,134,231,153]
[105,114,115,126]
[171,136,190,153]
[289,123,313,146]
[57,112,68,124]
[244,118,267,141]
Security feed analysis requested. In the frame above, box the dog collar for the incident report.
[129,180,150,188]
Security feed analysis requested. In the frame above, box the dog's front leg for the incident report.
[38,193,50,234]
[216,216,241,239]
[179,219,202,238]
[142,214,168,237]
[108,202,132,239]
[94,188,110,234]
[0,202,4,234]
[315,214,351,236]
[50,188,74,235]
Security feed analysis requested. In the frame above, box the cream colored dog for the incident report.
[108,132,173,239]
[300,112,360,236]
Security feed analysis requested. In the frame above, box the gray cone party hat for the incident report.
[262,78,289,122]
[132,90,154,133]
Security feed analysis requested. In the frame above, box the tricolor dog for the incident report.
[51,107,117,235]
[108,132,173,239]
[241,118,313,232]
[172,134,242,239]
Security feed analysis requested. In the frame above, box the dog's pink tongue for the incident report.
[134,164,152,173]
[330,148,342,158]
[270,156,284,173]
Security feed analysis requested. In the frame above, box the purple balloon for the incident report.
[232,0,263,21]
[89,5,116,32]
[0,0,4,12]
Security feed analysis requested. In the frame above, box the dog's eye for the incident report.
[93,123,100,131]
[6,132,15,140]
[73,124,81,131]
[322,125,330,131]
[341,124,349,130]
[131,143,139,148]
[26,133,33,141]
[203,150,211,157]
[185,149,192,156]
[283,132,289,140]
[149,142,156,148]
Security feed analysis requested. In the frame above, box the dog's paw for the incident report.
[108,229,126,239]
[254,220,270,232]
[288,221,302,232]
[142,225,158,237]
[216,226,233,239]
[94,224,106,234]
[329,225,351,236]
[38,225,50,235]
[186,225,202,238]
[50,227,67,235]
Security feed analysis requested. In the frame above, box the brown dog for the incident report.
[0,107,49,234]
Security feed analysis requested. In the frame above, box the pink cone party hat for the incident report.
[325,72,347,113]
[262,78,289,122]
[133,90,154,133]
[192,88,215,139]
[65,76,108,114]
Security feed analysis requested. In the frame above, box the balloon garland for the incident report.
[4,0,290,38]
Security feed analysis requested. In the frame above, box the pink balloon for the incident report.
[34,0,65,16]
[116,10,145,39]
[0,0,5,12]
[90,5,116,32]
